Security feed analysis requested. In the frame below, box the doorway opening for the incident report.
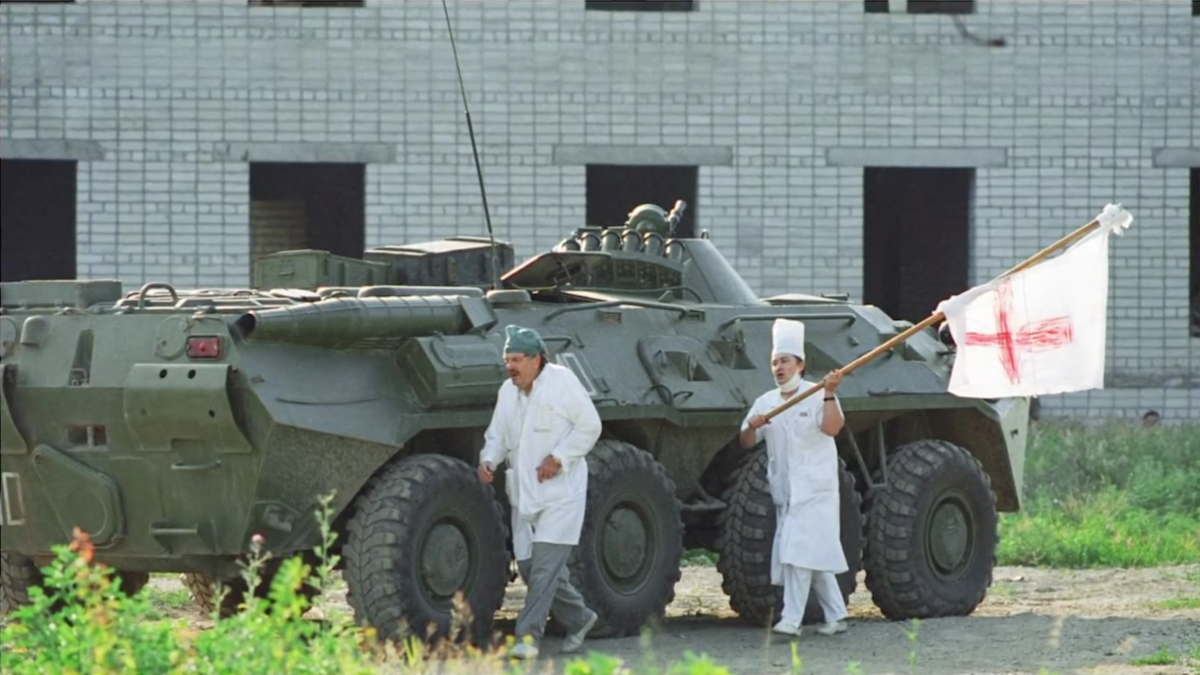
[248,162,366,266]
[1189,168,1198,337]
[863,167,973,323]
[1,159,77,282]
[585,165,698,238]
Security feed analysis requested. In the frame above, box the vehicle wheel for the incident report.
[182,550,322,618]
[115,571,150,597]
[343,453,509,645]
[864,439,998,619]
[2,552,148,616]
[1,552,42,617]
[716,450,863,626]
[181,571,247,618]
[566,440,683,638]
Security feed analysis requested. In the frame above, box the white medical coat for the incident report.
[480,362,602,560]
[741,381,848,580]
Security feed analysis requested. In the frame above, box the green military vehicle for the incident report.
[0,202,1030,643]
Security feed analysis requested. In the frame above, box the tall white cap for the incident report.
[771,318,806,361]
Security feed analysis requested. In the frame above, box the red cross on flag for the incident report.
[936,204,1134,399]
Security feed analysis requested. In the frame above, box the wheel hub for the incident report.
[421,521,470,598]
[927,495,972,579]
[602,505,648,584]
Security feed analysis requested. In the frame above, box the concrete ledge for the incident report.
[213,142,397,164]
[552,144,733,166]
[1151,148,1200,168]
[0,139,106,161]
[826,146,1008,168]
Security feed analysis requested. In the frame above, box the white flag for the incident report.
[936,205,1133,399]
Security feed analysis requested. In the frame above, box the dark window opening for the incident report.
[248,162,365,269]
[863,167,973,324]
[586,1,695,11]
[586,165,698,239]
[1190,168,1199,337]
[1194,1,1199,17]
[1,159,77,282]
[866,0,974,14]
[248,0,363,7]
[908,0,973,13]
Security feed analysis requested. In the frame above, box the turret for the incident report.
[504,200,765,306]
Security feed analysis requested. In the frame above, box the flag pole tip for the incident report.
[1097,204,1133,234]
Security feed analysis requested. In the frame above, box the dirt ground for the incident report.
[148,563,1200,675]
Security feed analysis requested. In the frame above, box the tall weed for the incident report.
[1022,421,1200,516]
[998,420,1200,568]
[0,494,382,675]
[0,493,735,675]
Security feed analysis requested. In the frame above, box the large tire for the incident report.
[182,551,321,618]
[181,571,244,617]
[1,552,41,617]
[1,553,147,617]
[343,454,509,645]
[114,571,150,597]
[716,451,863,626]
[864,439,998,620]
[566,440,683,638]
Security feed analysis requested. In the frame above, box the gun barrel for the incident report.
[235,296,471,348]
[666,200,687,225]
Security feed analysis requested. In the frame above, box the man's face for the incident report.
[505,352,542,391]
[771,354,802,385]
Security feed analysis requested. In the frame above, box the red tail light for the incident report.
[186,336,223,359]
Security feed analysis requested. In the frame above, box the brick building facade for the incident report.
[1,0,1197,421]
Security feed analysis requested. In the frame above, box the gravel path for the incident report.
[147,563,1200,675]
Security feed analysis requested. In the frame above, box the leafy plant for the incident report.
[998,421,1200,568]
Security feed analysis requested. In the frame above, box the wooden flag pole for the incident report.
[761,215,1108,421]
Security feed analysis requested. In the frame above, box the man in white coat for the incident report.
[478,324,602,659]
[739,318,850,637]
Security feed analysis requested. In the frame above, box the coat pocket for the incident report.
[539,471,572,504]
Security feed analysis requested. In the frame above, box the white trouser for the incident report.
[780,563,849,626]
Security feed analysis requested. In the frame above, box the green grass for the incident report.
[1019,420,1200,515]
[681,549,718,567]
[996,489,1200,567]
[997,420,1200,568]
[1131,643,1181,666]
[1148,597,1200,611]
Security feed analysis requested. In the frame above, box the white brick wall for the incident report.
[1,0,1197,421]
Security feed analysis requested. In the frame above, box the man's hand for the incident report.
[478,461,495,484]
[747,414,770,429]
[824,368,844,395]
[537,455,562,482]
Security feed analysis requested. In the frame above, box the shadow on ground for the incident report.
[497,613,1199,675]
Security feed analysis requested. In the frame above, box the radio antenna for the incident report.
[441,0,502,291]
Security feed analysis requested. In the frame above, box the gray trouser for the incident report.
[514,542,593,643]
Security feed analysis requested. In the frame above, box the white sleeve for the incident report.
[740,397,767,445]
[550,374,602,473]
[479,387,511,467]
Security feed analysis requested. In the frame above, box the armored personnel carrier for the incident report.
[0,202,1029,643]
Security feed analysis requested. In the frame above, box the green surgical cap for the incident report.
[503,324,547,356]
